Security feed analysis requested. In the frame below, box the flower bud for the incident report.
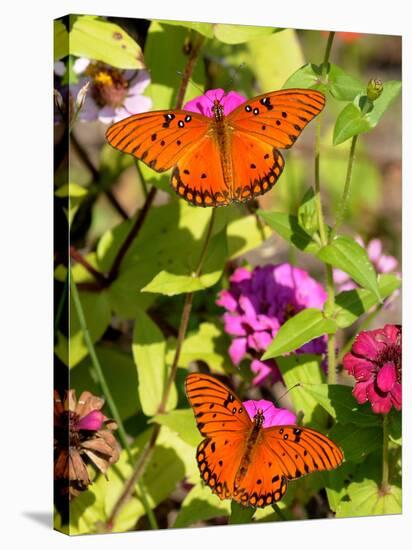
[367,79,383,101]
[75,80,90,112]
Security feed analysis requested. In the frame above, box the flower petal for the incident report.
[77,410,106,431]
[352,380,372,404]
[390,382,402,410]
[376,362,397,392]
[216,289,238,312]
[352,330,382,360]
[229,337,247,365]
[243,399,296,427]
[367,383,392,414]
[250,359,273,385]
[222,313,246,336]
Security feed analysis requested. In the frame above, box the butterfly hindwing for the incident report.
[106,110,209,171]
[229,88,325,150]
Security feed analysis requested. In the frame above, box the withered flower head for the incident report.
[54,389,120,499]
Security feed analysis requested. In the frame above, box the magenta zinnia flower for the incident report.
[217,263,327,385]
[243,399,296,427]
[183,88,246,117]
[343,324,402,414]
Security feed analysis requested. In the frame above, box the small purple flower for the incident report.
[183,88,246,117]
[69,58,152,123]
[243,399,297,427]
[343,324,402,414]
[217,263,327,385]
[334,237,398,292]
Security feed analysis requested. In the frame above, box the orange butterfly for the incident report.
[106,88,325,207]
[185,373,343,508]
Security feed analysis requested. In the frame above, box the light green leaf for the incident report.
[333,273,401,328]
[333,81,401,145]
[70,16,145,69]
[276,354,327,426]
[55,182,88,227]
[173,482,230,528]
[54,19,69,61]
[258,210,321,254]
[155,19,214,38]
[336,479,401,517]
[214,23,277,44]
[70,346,140,421]
[142,227,227,296]
[132,309,177,416]
[151,409,201,447]
[262,309,336,360]
[227,215,271,259]
[299,384,381,426]
[297,187,318,235]
[55,290,111,368]
[166,321,232,374]
[317,236,380,301]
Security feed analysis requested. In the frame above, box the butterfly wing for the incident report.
[185,373,252,499]
[228,88,325,149]
[171,136,229,206]
[234,424,343,507]
[106,110,210,172]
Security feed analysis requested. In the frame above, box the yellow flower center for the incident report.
[85,62,129,108]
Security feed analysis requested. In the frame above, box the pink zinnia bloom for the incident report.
[343,324,402,414]
[243,400,297,427]
[217,263,327,385]
[334,237,399,292]
[183,88,246,117]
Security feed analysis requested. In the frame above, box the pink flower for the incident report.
[334,237,398,292]
[243,400,297,427]
[183,88,246,117]
[343,324,402,414]
[69,58,152,123]
[217,263,327,385]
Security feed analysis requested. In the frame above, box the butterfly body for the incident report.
[186,373,343,507]
[106,88,325,207]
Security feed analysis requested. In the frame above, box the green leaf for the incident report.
[276,354,327,426]
[283,63,363,101]
[329,423,382,463]
[173,482,230,528]
[299,384,381,426]
[155,19,214,38]
[388,411,402,446]
[55,182,88,227]
[262,309,336,360]
[333,81,401,145]
[144,21,205,110]
[70,346,140,421]
[258,210,320,254]
[55,290,111,368]
[336,479,401,517]
[317,236,380,301]
[229,501,255,524]
[227,215,271,259]
[132,309,177,416]
[142,227,227,296]
[99,144,135,191]
[151,409,200,447]
[333,273,401,328]
[54,19,68,60]
[70,16,145,69]
[245,29,303,91]
[166,321,232,374]
[213,24,277,44]
[297,187,318,235]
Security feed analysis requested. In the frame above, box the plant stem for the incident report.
[381,414,390,491]
[69,265,158,529]
[69,246,108,286]
[106,208,217,527]
[330,135,358,239]
[314,31,337,385]
[272,503,287,521]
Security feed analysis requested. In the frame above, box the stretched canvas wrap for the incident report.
[53,15,402,535]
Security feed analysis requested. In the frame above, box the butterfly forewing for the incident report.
[185,373,252,437]
[106,110,210,172]
[229,89,325,150]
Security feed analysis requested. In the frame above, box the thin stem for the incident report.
[330,135,358,239]
[69,266,158,529]
[381,414,390,491]
[272,503,287,521]
[107,186,157,283]
[107,208,217,527]
[313,31,337,385]
[70,246,108,286]
[54,272,68,339]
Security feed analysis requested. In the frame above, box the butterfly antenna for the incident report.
[276,383,301,404]
[175,71,205,96]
